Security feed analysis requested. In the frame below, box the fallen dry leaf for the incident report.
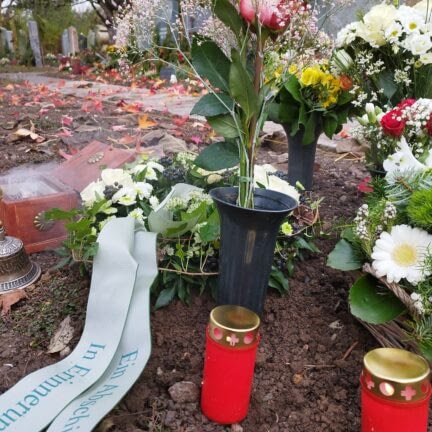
[15,128,44,142]
[138,114,157,129]
[47,316,74,354]
[0,290,27,316]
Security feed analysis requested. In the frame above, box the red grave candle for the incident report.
[361,348,431,432]
[201,305,260,425]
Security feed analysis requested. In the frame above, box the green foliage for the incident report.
[327,239,363,271]
[349,275,407,324]
[194,141,240,171]
[190,93,234,117]
[407,189,432,231]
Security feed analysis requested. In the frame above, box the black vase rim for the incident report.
[209,186,298,214]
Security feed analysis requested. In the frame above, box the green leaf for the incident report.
[190,93,234,117]
[377,70,398,101]
[229,50,257,120]
[269,267,289,294]
[284,74,302,102]
[194,141,239,170]
[213,0,245,35]
[192,38,231,92]
[327,239,363,270]
[295,237,320,253]
[268,101,298,124]
[419,342,432,363]
[301,112,319,145]
[155,287,176,309]
[45,207,79,221]
[323,114,338,138]
[200,223,220,243]
[349,275,406,324]
[208,114,240,138]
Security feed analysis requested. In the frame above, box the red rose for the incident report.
[397,99,416,110]
[380,109,405,137]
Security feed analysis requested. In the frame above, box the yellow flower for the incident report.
[299,66,323,86]
[274,66,283,79]
[288,64,298,75]
[281,222,293,236]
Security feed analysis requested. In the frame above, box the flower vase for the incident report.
[210,187,297,316]
[282,124,322,190]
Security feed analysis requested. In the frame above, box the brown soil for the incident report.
[0,78,390,431]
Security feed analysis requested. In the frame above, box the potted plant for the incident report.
[269,62,354,189]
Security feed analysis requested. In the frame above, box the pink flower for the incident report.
[240,0,291,31]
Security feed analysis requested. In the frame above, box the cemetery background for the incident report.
[0,1,431,431]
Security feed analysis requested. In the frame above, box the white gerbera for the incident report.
[134,182,153,200]
[112,187,137,206]
[371,225,432,284]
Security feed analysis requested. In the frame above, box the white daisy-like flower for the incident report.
[371,225,432,284]
[385,22,403,43]
[134,182,153,200]
[80,180,105,206]
[101,169,134,188]
[129,208,145,225]
[112,187,137,206]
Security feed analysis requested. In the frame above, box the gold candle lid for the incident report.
[362,348,431,403]
[208,305,260,349]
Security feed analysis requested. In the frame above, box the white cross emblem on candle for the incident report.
[228,333,239,346]
[401,385,416,401]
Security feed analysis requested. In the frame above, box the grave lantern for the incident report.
[201,305,260,424]
[361,347,431,432]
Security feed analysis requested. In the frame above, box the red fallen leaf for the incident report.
[116,99,127,107]
[138,114,157,129]
[173,115,189,127]
[149,88,157,95]
[39,107,50,116]
[339,129,350,139]
[38,84,49,94]
[57,80,66,88]
[52,98,65,107]
[57,128,73,137]
[58,149,73,160]
[123,103,142,113]
[358,177,373,193]
[61,115,74,127]
[190,135,202,144]
[93,100,103,112]
[119,134,137,146]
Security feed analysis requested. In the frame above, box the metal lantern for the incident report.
[361,347,431,432]
[0,221,41,293]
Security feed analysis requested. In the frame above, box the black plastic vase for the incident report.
[283,124,322,190]
[210,187,298,316]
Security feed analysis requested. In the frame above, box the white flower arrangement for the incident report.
[0,57,11,66]
[335,2,432,107]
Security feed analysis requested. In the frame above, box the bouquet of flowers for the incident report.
[335,1,432,107]
[269,62,354,144]
[353,98,432,171]
[328,153,432,360]
[48,154,318,307]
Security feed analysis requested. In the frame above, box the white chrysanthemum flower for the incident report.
[129,208,145,225]
[336,22,359,47]
[267,176,300,203]
[371,225,432,284]
[134,182,153,200]
[406,33,432,56]
[419,52,432,65]
[80,180,105,206]
[112,187,137,206]
[101,169,133,188]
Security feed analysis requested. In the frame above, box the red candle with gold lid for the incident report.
[201,305,260,424]
[361,347,431,432]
